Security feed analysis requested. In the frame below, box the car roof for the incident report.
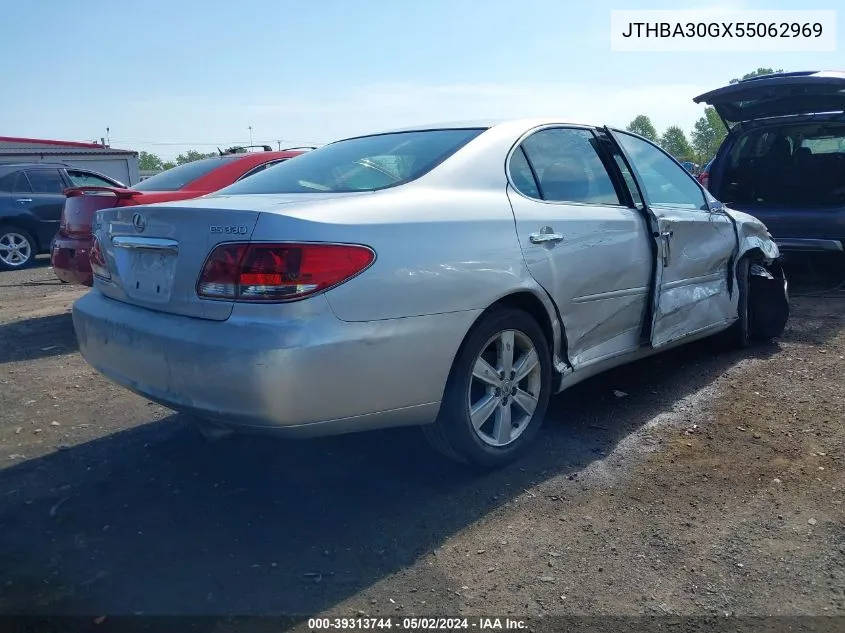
[0,161,70,169]
[379,118,599,134]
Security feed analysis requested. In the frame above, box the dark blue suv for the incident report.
[0,162,122,270]
[694,71,845,255]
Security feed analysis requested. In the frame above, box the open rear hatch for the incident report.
[92,202,261,321]
[693,71,845,127]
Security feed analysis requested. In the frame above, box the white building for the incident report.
[0,136,140,185]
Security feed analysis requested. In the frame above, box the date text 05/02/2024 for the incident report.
[306,617,528,630]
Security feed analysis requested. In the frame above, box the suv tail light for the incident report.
[90,236,111,280]
[196,242,375,302]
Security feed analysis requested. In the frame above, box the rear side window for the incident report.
[25,169,66,194]
[0,171,32,193]
[507,148,540,198]
[66,170,118,188]
[133,156,236,192]
[237,158,289,181]
[514,128,622,205]
[215,129,485,195]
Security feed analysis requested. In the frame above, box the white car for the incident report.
[72,119,789,467]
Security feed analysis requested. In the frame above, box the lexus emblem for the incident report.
[132,212,147,233]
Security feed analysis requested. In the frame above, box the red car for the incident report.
[52,148,306,285]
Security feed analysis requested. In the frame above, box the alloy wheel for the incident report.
[467,329,542,447]
[0,232,33,267]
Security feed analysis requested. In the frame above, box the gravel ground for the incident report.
[0,258,843,630]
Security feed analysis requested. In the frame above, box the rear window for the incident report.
[133,156,236,192]
[214,129,485,195]
[800,135,845,154]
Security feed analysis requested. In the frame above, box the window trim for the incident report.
[606,128,710,212]
[505,124,631,208]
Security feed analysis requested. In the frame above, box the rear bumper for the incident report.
[51,234,93,286]
[775,238,843,253]
[72,291,479,437]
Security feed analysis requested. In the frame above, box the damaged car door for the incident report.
[610,130,737,348]
[506,126,653,367]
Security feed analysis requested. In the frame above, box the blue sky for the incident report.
[0,0,841,160]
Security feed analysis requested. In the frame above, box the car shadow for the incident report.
[0,313,78,364]
[0,334,787,624]
[0,256,55,284]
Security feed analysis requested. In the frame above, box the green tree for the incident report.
[138,151,164,171]
[690,106,728,162]
[626,115,659,142]
[660,125,693,160]
[174,149,217,165]
[729,67,783,84]
[161,161,176,170]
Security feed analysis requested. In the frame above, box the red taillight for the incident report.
[90,236,111,280]
[196,243,375,302]
[700,173,710,190]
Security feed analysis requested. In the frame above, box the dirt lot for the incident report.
[0,259,843,629]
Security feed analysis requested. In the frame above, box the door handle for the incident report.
[529,227,564,244]
[16,198,32,203]
[661,230,674,267]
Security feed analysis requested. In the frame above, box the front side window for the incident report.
[25,169,66,194]
[515,128,622,205]
[215,129,485,195]
[615,132,707,210]
[67,170,118,188]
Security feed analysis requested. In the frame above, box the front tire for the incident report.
[0,227,36,271]
[423,307,552,468]
[721,256,751,349]
[721,256,789,348]
[748,262,789,341]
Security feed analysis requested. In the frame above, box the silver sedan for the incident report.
[72,119,789,467]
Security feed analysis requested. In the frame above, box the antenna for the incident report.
[248,126,254,146]
[106,127,110,146]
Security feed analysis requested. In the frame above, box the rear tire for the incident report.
[0,226,36,271]
[423,307,552,468]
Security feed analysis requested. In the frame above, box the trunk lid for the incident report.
[693,71,845,128]
[93,198,269,321]
[62,187,140,237]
